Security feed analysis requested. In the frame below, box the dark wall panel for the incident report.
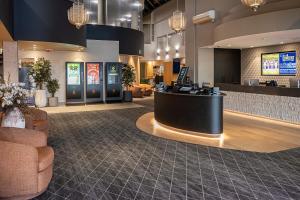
[214,49,241,84]
[0,0,14,36]
[13,0,86,47]
[87,25,144,56]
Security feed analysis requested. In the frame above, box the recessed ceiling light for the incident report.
[90,21,97,25]
[250,46,254,48]
[119,18,126,22]
[86,11,93,15]
[124,14,132,18]
[227,44,232,47]
[280,42,284,44]
[90,0,98,4]
[132,2,142,7]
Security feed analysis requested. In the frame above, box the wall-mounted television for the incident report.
[261,51,297,76]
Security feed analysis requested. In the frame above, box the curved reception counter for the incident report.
[154,91,224,136]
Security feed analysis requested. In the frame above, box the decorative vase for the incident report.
[123,91,133,102]
[1,107,25,128]
[48,97,58,107]
[35,89,47,107]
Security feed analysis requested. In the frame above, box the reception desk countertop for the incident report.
[215,83,300,97]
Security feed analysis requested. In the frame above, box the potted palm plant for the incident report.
[47,79,60,107]
[122,64,136,102]
[29,58,52,108]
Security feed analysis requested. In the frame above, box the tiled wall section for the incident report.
[241,43,300,86]
[223,91,300,124]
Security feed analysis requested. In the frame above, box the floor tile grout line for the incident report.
[133,140,169,200]
[150,141,170,200]
[85,135,143,198]
[196,146,206,200]
[217,149,241,200]
[207,147,222,199]
[256,153,295,199]
[168,142,178,200]
[115,136,157,200]
[270,152,300,190]
[238,151,274,199]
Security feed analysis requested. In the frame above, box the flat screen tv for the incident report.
[173,58,181,74]
[261,51,297,76]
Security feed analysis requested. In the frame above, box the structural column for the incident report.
[3,41,18,83]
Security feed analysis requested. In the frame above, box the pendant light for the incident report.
[68,0,89,29]
[168,0,186,33]
[241,0,267,12]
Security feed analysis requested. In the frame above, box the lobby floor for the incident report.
[35,99,300,200]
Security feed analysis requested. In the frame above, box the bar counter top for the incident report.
[215,83,300,98]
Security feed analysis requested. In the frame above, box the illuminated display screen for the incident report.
[87,63,100,85]
[67,63,81,85]
[262,51,297,76]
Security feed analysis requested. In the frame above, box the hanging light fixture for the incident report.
[68,0,89,29]
[241,0,267,12]
[168,0,185,33]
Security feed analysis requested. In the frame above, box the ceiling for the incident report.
[213,29,300,49]
[143,0,171,16]
[18,41,85,52]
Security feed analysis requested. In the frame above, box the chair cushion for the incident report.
[33,120,49,132]
[37,147,54,172]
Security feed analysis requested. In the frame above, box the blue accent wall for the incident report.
[13,0,86,47]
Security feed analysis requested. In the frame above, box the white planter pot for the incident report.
[48,97,58,107]
[35,89,47,108]
[1,107,25,128]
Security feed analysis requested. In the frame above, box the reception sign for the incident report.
[85,62,103,102]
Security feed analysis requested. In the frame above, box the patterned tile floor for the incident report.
[35,100,300,200]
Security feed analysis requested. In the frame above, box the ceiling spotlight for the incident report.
[124,14,132,18]
[90,0,98,4]
[175,44,180,50]
[250,45,254,48]
[86,11,93,15]
[90,21,97,25]
[120,18,126,22]
[132,1,143,8]
[280,41,284,44]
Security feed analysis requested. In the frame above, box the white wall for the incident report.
[3,41,18,82]
[197,48,214,86]
[18,40,119,103]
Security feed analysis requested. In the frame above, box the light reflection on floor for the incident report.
[136,112,300,153]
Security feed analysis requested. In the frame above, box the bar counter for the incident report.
[154,91,224,135]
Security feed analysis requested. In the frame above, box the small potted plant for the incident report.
[47,79,60,107]
[0,81,32,128]
[122,64,136,102]
[29,58,52,108]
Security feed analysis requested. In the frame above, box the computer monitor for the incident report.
[176,67,189,84]
[244,79,259,86]
[290,78,300,88]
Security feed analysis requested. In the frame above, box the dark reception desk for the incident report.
[154,91,224,135]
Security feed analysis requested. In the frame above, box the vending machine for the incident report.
[105,62,123,102]
[85,62,103,103]
[66,62,84,104]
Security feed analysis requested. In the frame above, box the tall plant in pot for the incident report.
[0,82,32,128]
[29,58,52,107]
[122,64,136,102]
[47,79,60,107]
